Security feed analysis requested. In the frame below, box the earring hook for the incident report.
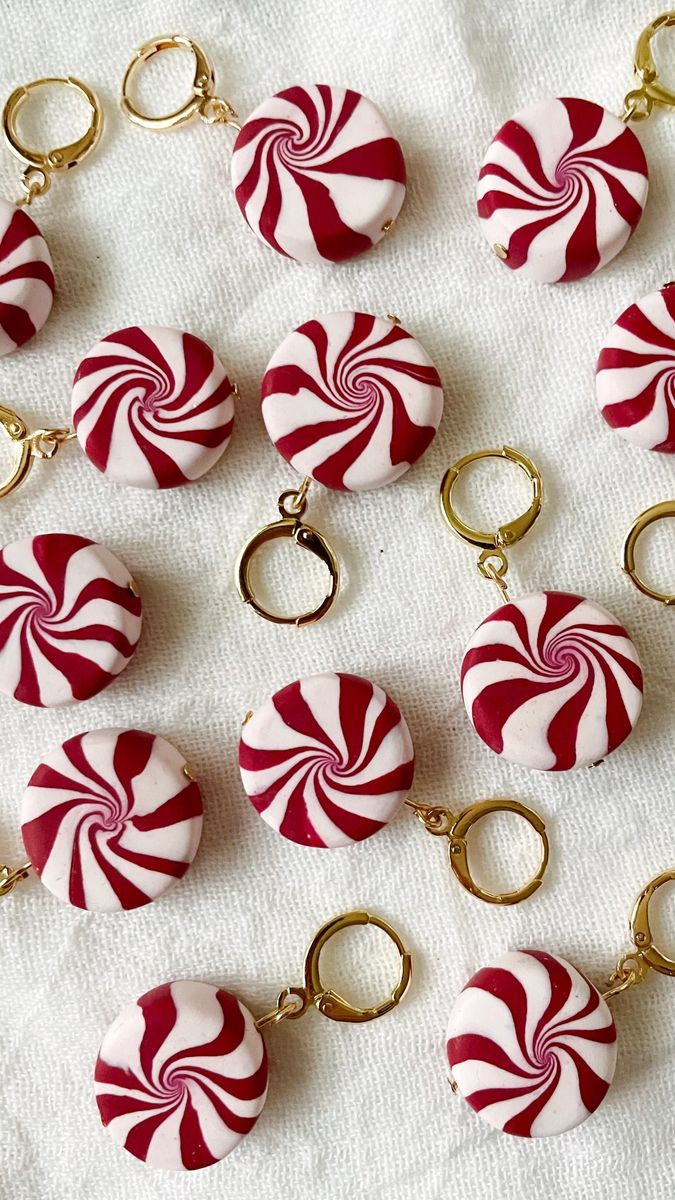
[2,76,103,188]
[0,405,74,499]
[121,34,239,131]
[622,500,675,605]
[623,11,675,122]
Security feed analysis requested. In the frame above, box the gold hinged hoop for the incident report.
[440,446,543,551]
[631,11,675,116]
[630,869,675,976]
[0,406,32,498]
[302,911,412,1023]
[2,76,103,173]
[622,500,675,605]
[121,34,239,131]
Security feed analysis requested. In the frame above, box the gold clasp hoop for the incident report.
[0,405,74,499]
[622,11,675,122]
[406,797,549,905]
[236,481,340,627]
[622,501,675,605]
[121,35,240,132]
[255,911,412,1029]
[630,869,675,976]
[3,76,103,203]
[0,861,31,898]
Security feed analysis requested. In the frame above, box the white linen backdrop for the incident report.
[2,1,675,1197]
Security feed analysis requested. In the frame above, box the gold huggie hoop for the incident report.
[2,76,103,177]
[622,500,675,606]
[630,869,675,976]
[121,34,239,131]
[623,12,675,122]
[440,446,543,550]
[0,405,74,499]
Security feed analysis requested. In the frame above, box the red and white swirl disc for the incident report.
[231,84,406,263]
[477,97,649,283]
[95,981,268,1170]
[446,949,617,1137]
[461,591,643,771]
[596,285,675,452]
[0,533,142,708]
[21,728,203,912]
[0,197,54,356]
[72,326,235,489]
[262,311,443,490]
[239,671,415,848]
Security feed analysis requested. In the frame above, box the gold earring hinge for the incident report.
[0,862,32,898]
[0,406,74,499]
[604,868,675,1000]
[621,11,675,122]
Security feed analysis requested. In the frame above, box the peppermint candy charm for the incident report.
[0,533,142,707]
[0,197,55,356]
[240,671,415,847]
[596,285,675,452]
[72,325,235,489]
[461,591,643,771]
[231,84,406,263]
[95,981,268,1170]
[478,97,649,283]
[21,729,203,912]
[262,311,443,490]
[446,949,617,1137]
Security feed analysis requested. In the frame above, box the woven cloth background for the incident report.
[2,1,675,1197]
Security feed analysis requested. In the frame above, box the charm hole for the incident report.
[312,921,403,1012]
[246,536,335,623]
[643,877,675,962]
[463,809,542,897]
[15,84,93,152]
[126,47,199,122]
[451,455,534,539]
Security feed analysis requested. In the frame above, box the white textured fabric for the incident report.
[2,1,675,1197]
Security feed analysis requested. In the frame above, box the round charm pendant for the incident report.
[240,671,415,847]
[21,728,203,911]
[596,285,675,452]
[262,310,443,490]
[0,196,55,356]
[446,949,617,1137]
[72,325,235,489]
[0,533,142,707]
[477,97,649,283]
[95,981,268,1170]
[231,85,406,263]
[460,591,643,770]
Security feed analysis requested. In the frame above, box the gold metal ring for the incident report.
[0,406,32,499]
[622,500,675,606]
[440,446,543,551]
[631,869,675,976]
[634,11,675,112]
[302,911,413,1023]
[3,76,103,172]
[121,34,215,129]
[447,798,549,905]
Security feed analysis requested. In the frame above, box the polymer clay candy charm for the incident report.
[596,282,675,451]
[0,76,103,354]
[237,311,443,624]
[445,868,675,1137]
[121,36,405,264]
[477,12,675,283]
[1,728,202,910]
[441,447,643,770]
[0,532,142,707]
[94,911,411,1170]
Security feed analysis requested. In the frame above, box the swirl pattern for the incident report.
[95,981,268,1170]
[0,197,54,356]
[231,84,406,263]
[477,97,648,283]
[460,591,643,771]
[0,533,142,708]
[239,671,415,848]
[72,325,235,489]
[262,311,443,491]
[21,728,203,912]
[596,285,675,452]
[446,949,617,1137]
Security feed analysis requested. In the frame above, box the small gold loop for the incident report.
[447,798,549,906]
[3,77,103,174]
[0,862,32,898]
[0,406,32,498]
[622,500,675,605]
[440,446,543,551]
[630,11,675,114]
[302,911,412,1023]
[121,34,237,131]
[630,869,675,976]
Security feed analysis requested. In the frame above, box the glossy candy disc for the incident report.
[477,97,649,283]
[231,84,406,263]
[262,310,443,491]
[0,197,54,356]
[95,981,268,1170]
[446,949,617,1137]
[596,285,675,452]
[239,671,415,847]
[21,728,203,912]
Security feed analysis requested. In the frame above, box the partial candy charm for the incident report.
[446,949,617,1137]
[262,311,443,491]
[0,533,142,707]
[72,325,235,489]
[95,981,268,1170]
[240,671,415,847]
[231,85,406,263]
[460,591,643,771]
[596,285,675,452]
[0,197,55,356]
[21,729,203,912]
[477,97,649,283]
